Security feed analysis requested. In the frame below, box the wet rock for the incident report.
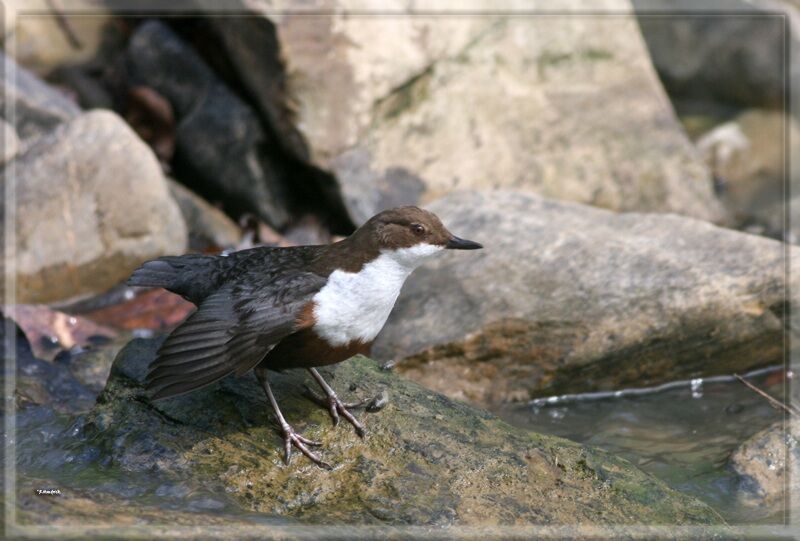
[0,54,80,143]
[81,336,724,527]
[4,110,187,304]
[125,21,291,229]
[167,179,242,251]
[634,0,797,115]
[1,317,95,413]
[697,109,800,237]
[376,190,793,405]
[14,477,259,532]
[730,419,800,518]
[66,335,131,395]
[208,0,725,226]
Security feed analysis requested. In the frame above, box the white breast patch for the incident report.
[312,243,443,346]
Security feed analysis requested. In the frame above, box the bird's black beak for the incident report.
[446,236,483,250]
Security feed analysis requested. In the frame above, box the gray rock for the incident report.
[376,190,793,405]
[210,0,726,226]
[125,21,291,229]
[763,195,800,246]
[167,179,242,251]
[79,336,724,527]
[730,419,800,518]
[633,0,798,115]
[3,110,187,304]
[0,54,80,142]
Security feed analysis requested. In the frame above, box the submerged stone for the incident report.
[730,418,800,519]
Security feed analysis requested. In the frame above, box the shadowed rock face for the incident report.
[633,0,794,114]
[125,21,292,229]
[375,190,794,406]
[77,337,725,527]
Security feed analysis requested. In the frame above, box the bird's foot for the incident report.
[303,384,368,438]
[279,422,331,469]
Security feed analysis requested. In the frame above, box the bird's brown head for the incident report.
[353,206,482,260]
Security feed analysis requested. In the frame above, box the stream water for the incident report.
[495,367,792,524]
[9,323,793,526]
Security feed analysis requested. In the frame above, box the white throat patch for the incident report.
[312,243,443,346]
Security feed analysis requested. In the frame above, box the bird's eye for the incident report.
[411,223,425,235]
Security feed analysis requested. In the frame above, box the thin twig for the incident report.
[734,373,799,416]
[45,0,83,50]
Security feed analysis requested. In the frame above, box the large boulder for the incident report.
[75,336,724,527]
[375,190,793,405]
[125,21,292,229]
[0,54,80,143]
[3,110,187,303]
[193,0,726,226]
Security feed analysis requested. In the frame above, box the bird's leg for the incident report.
[255,367,331,469]
[305,367,368,438]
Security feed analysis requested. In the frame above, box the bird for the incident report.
[127,206,482,468]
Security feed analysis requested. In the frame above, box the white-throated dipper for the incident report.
[128,206,482,468]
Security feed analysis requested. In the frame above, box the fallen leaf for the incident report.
[80,288,195,332]
[125,85,176,164]
[3,304,118,361]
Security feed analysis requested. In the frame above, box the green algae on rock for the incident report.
[79,337,725,527]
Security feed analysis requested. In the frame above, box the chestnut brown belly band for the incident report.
[261,328,372,370]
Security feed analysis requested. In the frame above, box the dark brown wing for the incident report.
[146,271,326,400]
[127,254,235,305]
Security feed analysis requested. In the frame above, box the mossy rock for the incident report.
[82,337,726,527]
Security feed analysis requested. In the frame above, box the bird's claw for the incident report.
[303,384,369,409]
[328,394,367,438]
[303,384,367,438]
[280,424,330,469]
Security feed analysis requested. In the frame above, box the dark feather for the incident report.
[127,254,233,305]
[144,266,328,400]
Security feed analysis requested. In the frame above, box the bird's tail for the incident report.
[127,254,226,305]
